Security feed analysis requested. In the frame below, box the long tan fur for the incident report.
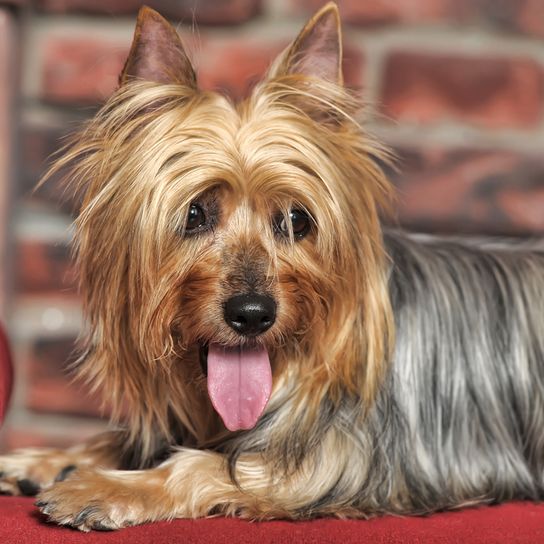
[43,3,394,461]
[2,3,400,529]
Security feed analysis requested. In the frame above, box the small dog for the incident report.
[1,2,544,531]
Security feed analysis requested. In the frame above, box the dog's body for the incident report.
[1,3,543,531]
[375,230,544,510]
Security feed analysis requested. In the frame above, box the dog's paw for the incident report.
[36,468,158,531]
[0,449,78,496]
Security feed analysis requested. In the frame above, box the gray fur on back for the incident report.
[223,229,544,515]
[371,230,544,511]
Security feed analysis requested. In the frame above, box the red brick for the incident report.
[381,53,544,130]
[496,184,544,232]
[292,0,466,26]
[41,36,364,104]
[20,124,82,211]
[41,37,277,104]
[42,38,128,104]
[513,0,544,38]
[0,428,74,451]
[197,41,285,100]
[15,241,76,296]
[342,44,365,89]
[199,41,364,99]
[0,424,107,452]
[37,0,262,24]
[26,337,104,418]
[0,9,17,316]
[385,146,544,235]
[450,0,544,38]
[293,0,544,38]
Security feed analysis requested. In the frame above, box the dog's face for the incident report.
[55,4,394,444]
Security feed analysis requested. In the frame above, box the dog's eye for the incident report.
[185,204,206,232]
[274,209,311,240]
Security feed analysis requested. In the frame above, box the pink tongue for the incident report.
[207,343,272,432]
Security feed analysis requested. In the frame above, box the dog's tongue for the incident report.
[207,344,272,432]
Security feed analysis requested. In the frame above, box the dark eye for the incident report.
[185,204,206,233]
[274,209,311,240]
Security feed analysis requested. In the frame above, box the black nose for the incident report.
[224,294,276,336]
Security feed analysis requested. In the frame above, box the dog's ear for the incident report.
[269,2,343,85]
[120,6,197,88]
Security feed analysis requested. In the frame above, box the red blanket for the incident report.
[0,497,543,543]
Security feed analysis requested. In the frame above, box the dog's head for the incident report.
[51,3,394,450]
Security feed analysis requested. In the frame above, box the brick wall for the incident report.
[2,0,544,450]
[0,5,18,321]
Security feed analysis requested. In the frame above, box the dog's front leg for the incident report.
[36,445,347,531]
[0,431,124,496]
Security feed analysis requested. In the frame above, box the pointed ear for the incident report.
[119,6,197,88]
[269,2,343,84]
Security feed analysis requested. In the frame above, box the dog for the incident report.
[1,2,543,532]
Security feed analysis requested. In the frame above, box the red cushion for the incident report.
[1,498,543,543]
[1,328,543,540]
[0,323,12,425]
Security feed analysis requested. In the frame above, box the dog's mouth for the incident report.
[199,344,209,376]
[198,343,272,432]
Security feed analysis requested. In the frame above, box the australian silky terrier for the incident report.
[1,2,544,531]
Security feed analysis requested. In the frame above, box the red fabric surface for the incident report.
[1,326,543,541]
[0,323,12,425]
[0,498,543,543]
